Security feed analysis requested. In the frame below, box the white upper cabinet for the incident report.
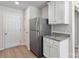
[48,2,55,24]
[48,1,69,24]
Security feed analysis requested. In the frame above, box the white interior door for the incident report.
[3,10,23,49]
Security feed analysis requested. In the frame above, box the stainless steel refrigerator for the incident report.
[30,17,51,57]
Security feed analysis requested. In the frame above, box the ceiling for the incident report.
[0,1,48,10]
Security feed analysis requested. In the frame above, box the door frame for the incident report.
[72,2,79,58]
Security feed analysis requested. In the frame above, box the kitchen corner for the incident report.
[41,1,72,58]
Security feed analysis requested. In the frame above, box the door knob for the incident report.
[4,33,7,35]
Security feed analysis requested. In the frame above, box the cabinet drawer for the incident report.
[43,37,49,42]
[53,40,59,46]
[49,39,59,47]
[43,37,50,46]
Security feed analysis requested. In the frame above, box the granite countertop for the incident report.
[44,35,70,41]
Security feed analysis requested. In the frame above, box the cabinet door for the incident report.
[54,2,65,24]
[48,2,55,24]
[52,45,59,58]
[50,39,59,58]
[55,5,65,24]
[49,39,54,58]
[60,39,69,57]
[43,38,50,57]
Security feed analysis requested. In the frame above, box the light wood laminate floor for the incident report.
[0,45,37,58]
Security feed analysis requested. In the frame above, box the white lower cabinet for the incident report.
[43,37,50,57]
[43,37,69,58]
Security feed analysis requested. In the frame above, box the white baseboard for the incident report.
[0,42,26,51]
[0,48,4,51]
[0,40,30,51]
[20,42,26,45]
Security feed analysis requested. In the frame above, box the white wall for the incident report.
[24,7,30,50]
[24,6,41,50]
[30,6,41,19]
[41,6,48,19]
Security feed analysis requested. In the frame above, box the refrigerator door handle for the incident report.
[36,18,38,31]
[36,19,37,31]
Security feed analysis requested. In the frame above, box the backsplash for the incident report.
[52,32,70,37]
[51,24,71,33]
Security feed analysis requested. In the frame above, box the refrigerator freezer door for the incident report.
[39,19,51,35]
